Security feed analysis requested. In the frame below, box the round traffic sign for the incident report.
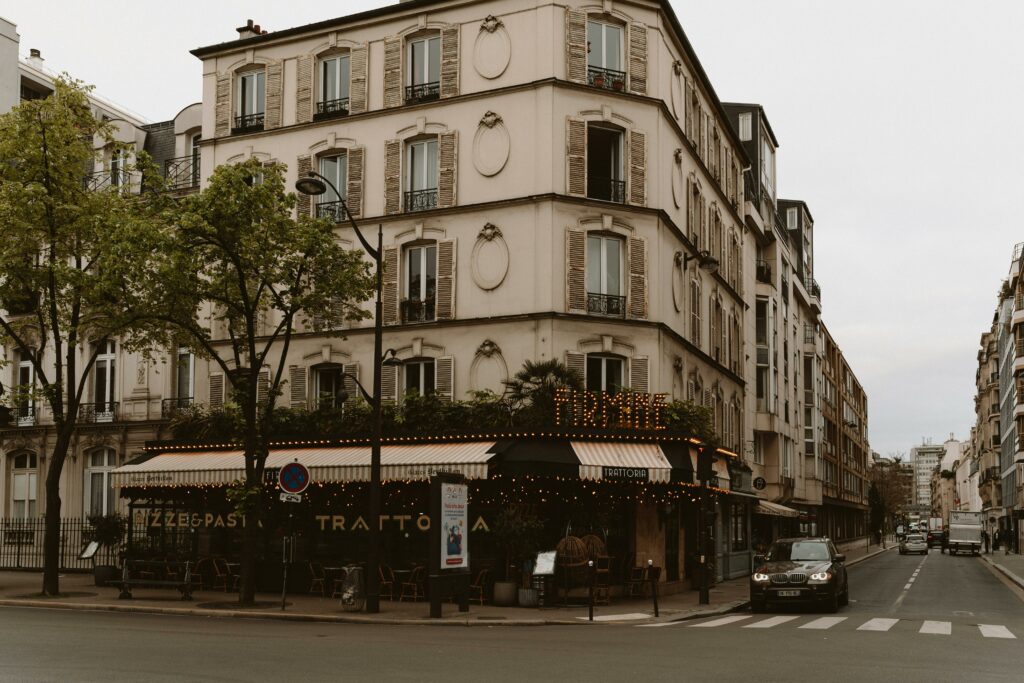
[279,461,310,494]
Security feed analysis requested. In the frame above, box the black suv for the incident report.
[750,537,849,613]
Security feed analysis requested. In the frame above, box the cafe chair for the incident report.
[190,558,209,592]
[379,565,395,601]
[212,558,237,592]
[309,562,327,597]
[625,565,648,598]
[331,568,349,599]
[399,566,426,602]
[468,567,490,605]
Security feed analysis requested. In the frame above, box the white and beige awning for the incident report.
[571,441,673,483]
[755,500,801,518]
[113,442,496,488]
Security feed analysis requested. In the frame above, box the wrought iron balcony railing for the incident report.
[401,298,436,323]
[164,155,200,191]
[232,113,264,134]
[805,276,821,300]
[405,82,440,105]
[744,170,757,203]
[316,200,350,223]
[161,397,193,419]
[80,401,118,424]
[587,176,626,203]
[315,97,350,120]
[587,292,626,318]
[85,170,131,192]
[755,259,772,284]
[804,324,816,344]
[404,189,438,212]
[587,66,627,92]
[15,404,35,427]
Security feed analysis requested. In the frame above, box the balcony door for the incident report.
[93,341,116,422]
[586,234,623,316]
[17,358,34,425]
[404,244,437,322]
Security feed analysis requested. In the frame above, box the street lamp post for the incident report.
[295,171,386,613]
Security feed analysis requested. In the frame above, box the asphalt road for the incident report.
[1,550,1021,683]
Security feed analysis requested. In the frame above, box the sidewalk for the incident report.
[0,543,891,627]
[980,550,1024,591]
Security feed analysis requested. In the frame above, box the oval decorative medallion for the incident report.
[470,340,509,392]
[473,111,510,177]
[471,223,510,291]
[473,15,511,79]
[671,149,684,209]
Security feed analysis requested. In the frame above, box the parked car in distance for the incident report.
[900,533,928,555]
[750,538,849,614]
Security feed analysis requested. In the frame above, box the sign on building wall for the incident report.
[554,388,668,430]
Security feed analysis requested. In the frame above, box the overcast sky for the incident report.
[7,1,1023,458]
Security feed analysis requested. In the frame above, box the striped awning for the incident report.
[571,441,673,483]
[756,500,800,518]
[112,442,496,488]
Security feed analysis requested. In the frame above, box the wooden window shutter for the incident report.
[382,245,400,325]
[628,129,646,206]
[384,139,402,215]
[436,238,457,320]
[566,117,587,197]
[381,363,398,405]
[703,388,713,408]
[629,356,649,394]
[628,23,648,95]
[349,44,369,114]
[436,356,455,402]
[440,25,460,99]
[565,9,587,84]
[383,36,403,109]
[566,227,587,313]
[342,363,360,404]
[628,235,648,319]
[295,55,313,124]
[346,147,365,219]
[289,365,307,408]
[209,373,224,408]
[296,155,312,217]
[215,74,231,137]
[565,352,586,385]
[257,370,270,405]
[437,131,458,208]
[686,379,695,402]
[264,62,283,129]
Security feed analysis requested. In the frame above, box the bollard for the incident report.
[648,559,659,618]
[588,560,595,622]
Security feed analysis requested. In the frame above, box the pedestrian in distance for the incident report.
[983,529,990,554]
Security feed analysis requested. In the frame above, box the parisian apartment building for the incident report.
[0,0,871,558]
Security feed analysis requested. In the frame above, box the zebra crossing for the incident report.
[640,613,1020,639]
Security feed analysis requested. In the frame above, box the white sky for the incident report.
[8,1,1023,457]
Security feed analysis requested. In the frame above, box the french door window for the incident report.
[405,139,438,211]
[586,20,624,90]
[93,340,116,423]
[405,359,436,397]
[586,235,624,316]
[236,71,265,130]
[317,154,348,222]
[176,348,194,403]
[403,244,437,322]
[85,449,117,517]
[315,366,345,408]
[318,54,351,117]
[406,35,440,103]
[11,453,37,518]
[586,125,625,203]
[17,358,34,425]
[586,355,624,393]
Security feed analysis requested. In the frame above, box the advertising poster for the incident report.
[441,483,469,569]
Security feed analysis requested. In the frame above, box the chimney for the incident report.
[27,48,43,67]
[236,19,258,39]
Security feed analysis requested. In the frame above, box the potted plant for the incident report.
[592,73,606,89]
[88,514,126,587]
[492,506,545,607]
[612,78,625,92]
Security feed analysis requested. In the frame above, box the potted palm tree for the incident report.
[88,514,126,587]
[493,506,545,607]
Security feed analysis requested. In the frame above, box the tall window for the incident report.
[93,340,116,423]
[586,234,624,316]
[190,133,202,187]
[760,136,775,198]
[236,70,265,130]
[176,348,194,404]
[318,54,351,117]
[586,354,624,393]
[85,449,117,517]
[405,359,436,397]
[738,113,752,142]
[406,139,438,211]
[689,279,702,348]
[407,35,440,103]
[403,244,437,322]
[11,453,37,518]
[109,149,127,188]
[586,20,624,90]
[315,366,345,408]
[317,154,349,221]
[17,355,34,425]
[586,124,625,203]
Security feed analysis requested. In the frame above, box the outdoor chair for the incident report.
[594,555,612,605]
[330,568,349,599]
[468,567,490,605]
[399,566,426,602]
[190,558,209,591]
[211,558,237,592]
[379,565,395,601]
[624,565,648,598]
[309,562,327,597]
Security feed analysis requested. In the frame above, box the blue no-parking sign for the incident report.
[278,461,311,495]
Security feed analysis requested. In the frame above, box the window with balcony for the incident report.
[16,356,34,426]
[406,35,440,104]
[177,347,193,404]
[586,234,624,317]
[586,20,625,91]
[586,354,624,393]
[234,70,265,133]
[92,340,116,423]
[405,359,436,397]
[314,366,346,408]
[405,138,438,211]
[316,154,349,223]
[403,243,437,323]
[586,124,625,203]
[84,449,117,517]
[317,53,351,119]
[11,453,37,518]
[109,149,127,189]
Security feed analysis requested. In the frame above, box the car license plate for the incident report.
[777,590,801,597]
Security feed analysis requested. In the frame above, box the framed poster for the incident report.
[441,482,469,569]
[533,550,557,576]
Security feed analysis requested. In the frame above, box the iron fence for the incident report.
[405,82,440,104]
[232,113,264,134]
[587,292,626,317]
[161,397,193,419]
[587,176,627,203]
[0,517,120,570]
[164,154,200,191]
[315,97,350,120]
[404,188,438,212]
[587,66,627,92]
[316,199,350,223]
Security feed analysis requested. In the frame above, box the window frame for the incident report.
[403,243,438,322]
[11,453,38,519]
[319,53,351,107]
[176,347,194,402]
[407,34,441,87]
[586,123,625,202]
[738,113,752,142]
[585,354,625,393]
[586,19,624,73]
[313,365,346,409]
[318,153,349,205]
[93,340,117,414]
[404,358,436,397]
[238,70,266,118]
[84,448,117,517]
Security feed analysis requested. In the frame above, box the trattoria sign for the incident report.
[555,388,667,430]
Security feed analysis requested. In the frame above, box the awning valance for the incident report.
[756,500,801,518]
[571,442,672,483]
[112,442,496,488]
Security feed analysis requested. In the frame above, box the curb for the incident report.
[651,599,750,625]
[845,545,893,567]
[980,555,1024,591]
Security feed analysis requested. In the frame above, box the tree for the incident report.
[503,359,583,428]
[116,158,373,604]
[0,78,161,595]
[868,453,913,534]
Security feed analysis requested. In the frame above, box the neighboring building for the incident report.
[975,318,1003,536]
[0,17,18,112]
[956,439,981,513]
[910,441,944,511]
[995,243,1024,551]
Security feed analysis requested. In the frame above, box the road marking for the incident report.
[919,620,951,635]
[903,583,912,590]
[743,616,799,629]
[799,616,847,630]
[978,624,1016,639]
[891,555,928,613]
[857,618,899,632]
[687,615,752,628]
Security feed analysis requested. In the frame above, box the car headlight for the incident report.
[809,571,832,583]
[752,572,770,583]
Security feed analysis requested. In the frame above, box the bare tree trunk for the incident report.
[41,432,71,596]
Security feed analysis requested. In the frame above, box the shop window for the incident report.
[402,243,437,323]
[406,34,440,104]
[586,234,624,317]
[11,453,38,518]
[317,53,350,119]
[314,366,346,408]
[85,449,117,517]
[405,138,438,212]
[586,20,625,91]
[586,354,624,393]
[404,358,436,397]
[586,124,625,203]
[316,154,349,222]
[234,70,265,133]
